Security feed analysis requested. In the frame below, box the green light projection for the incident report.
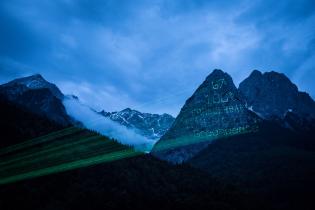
[0,129,142,185]
[0,148,141,185]
[153,76,260,162]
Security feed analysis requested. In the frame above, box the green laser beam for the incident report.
[1,143,127,178]
[0,149,142,185]
[0,135,109,170]
[0,134,104,167]
[0,138,126,174]
[0,131,95,167]
[0,127,81,156]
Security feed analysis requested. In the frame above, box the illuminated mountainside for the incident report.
[151,69,260,163]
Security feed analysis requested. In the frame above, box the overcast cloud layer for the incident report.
[1,0,314,116]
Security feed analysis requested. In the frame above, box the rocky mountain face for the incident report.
[151,69,260,163]
[239,70,315,131]
[0,74,72,126]
[239,70,315,119]
[99,108,175,140]
[1,74,64,100]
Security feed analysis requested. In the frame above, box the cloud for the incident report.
[58,80,138,112]
[63,97,156,151]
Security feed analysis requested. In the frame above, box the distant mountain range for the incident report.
[99,108,174,139]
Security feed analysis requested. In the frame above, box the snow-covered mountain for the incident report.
[99,108,175,140]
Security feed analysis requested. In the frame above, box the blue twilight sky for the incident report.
[0,0,315,116]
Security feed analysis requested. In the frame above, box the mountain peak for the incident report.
[11,74,47,85]
[121,107,134,113]
[249,69,262,77]
[152,69,259,163]
[2,74,64,100]
[239,70,315,119]
[0,74,71,126]
[246,70,296,89]
[28,73,44,79]
[211,69,224,74]
[205,69,231,81]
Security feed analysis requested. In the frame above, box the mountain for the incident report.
[151,69,260,163]
[0,74,72,126]
[99,108,175,140]
[239,70,315,131]
[0,74,63,100]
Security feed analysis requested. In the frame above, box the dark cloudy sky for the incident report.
[1,0,314,116]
